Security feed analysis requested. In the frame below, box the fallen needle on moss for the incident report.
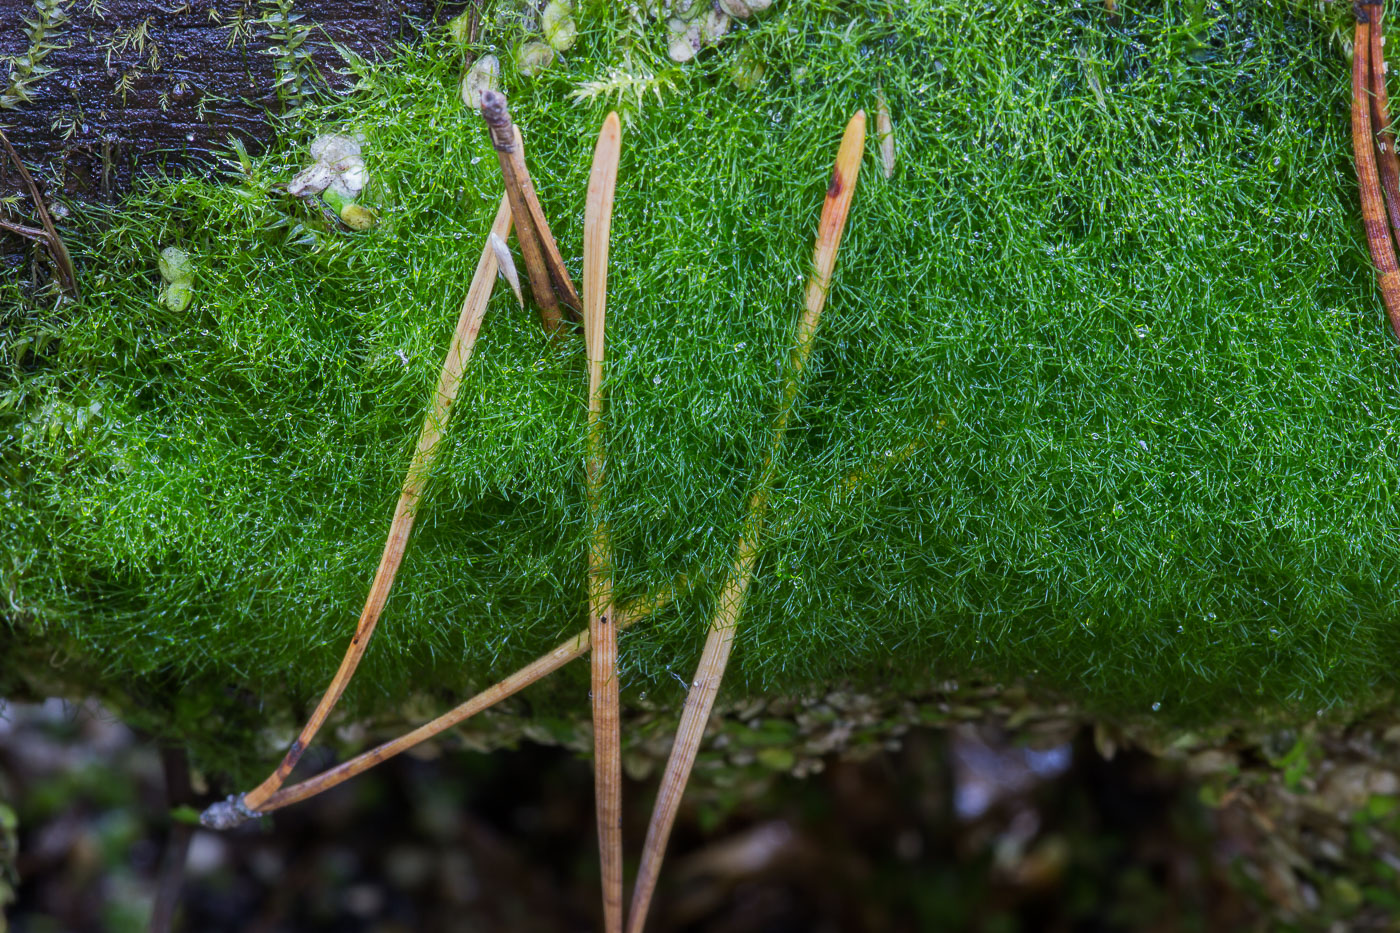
[236,193,514,815]
[201,582,683,825]
[583,109,625,933]
[626,109,867,933]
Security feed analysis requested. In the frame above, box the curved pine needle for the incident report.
[584,110,625,933]
[215,584,679,820]
[1354,8,1400,338]
[626,110,867,933]
[239,194,513,812]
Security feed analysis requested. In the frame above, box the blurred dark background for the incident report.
[0,698,1263,932]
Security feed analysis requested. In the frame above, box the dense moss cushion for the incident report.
[3,0,1394,733]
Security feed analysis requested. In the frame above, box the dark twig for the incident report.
[0,127,78,299]
[0,217,47,241]
[480,89,582,335]
[149,746,193,933]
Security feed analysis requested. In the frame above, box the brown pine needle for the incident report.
[626,110,867,933]
[584,110,625,933]
[1354,7,1400,339]
[239,193,513,813]
[481,90,583,335]
[1371,3,1400,244]
[203,583,680,824]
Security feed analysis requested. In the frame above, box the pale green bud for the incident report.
[699,7,730,43]
[729,47,764,89]
[876,89,895,179]
[309,133,362,165]
[542,1,577,52]
[515,40,555,77]
[160,282,194,313]
[460,54,500,109]
[158,246,194,285]
[718,0,771,18]
[322,189,378,231]
[666,17,700,62]
[446,9,473,42]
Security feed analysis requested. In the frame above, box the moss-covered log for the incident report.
[4,0,1397,789]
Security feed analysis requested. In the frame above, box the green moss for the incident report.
[3,0,1396,762]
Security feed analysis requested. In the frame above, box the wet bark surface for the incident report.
[0,0,447,202]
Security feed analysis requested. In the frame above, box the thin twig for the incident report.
[241,194,513,812]
[583,110,624,933]
[0,217,47,241]
[149,746,193,933]
[484,109,559,331]
[480,90,583,334]
[626,110,867,933]
[0,127,78,300]
[220,583,680,819]
[1354,5,1400,338]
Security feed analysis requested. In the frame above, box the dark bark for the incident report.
[0,0,447,202]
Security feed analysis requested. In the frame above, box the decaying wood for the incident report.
[1354,7,1400,338]
[583,110,624,933]
[241,193,513,812]
[224,583,681,818]
[626,110,867,933]
[480,90,583,335]
[0,0,439,202]
[1,127,79,299]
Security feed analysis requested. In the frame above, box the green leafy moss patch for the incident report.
[3,1,1396,762]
